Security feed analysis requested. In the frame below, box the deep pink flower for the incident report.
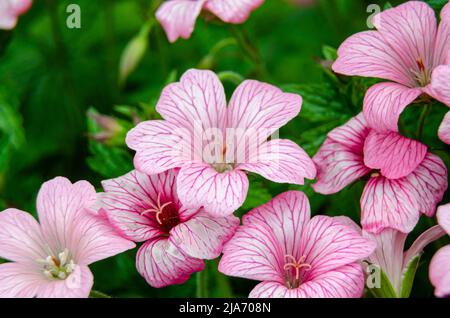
[0,177,135,298]
[219,191,376,298]
[126,69,316,217]
[333,1,450,134]
[0,0,32,30]
[430,203,450,297]
[156,0,264,42]
[97,169,239,288]
[364,226,445,296]
[313,114,447,234]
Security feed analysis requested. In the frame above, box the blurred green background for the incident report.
[0,0,449,297]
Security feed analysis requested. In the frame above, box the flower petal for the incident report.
[363,83,422,133]
[332,30,413,86]
[126,120,193,175]
[404,225,446,268]
[239,139,316,185]
[169,211,239,259]
[0,0,32,30]
[218,219,284,282]
[361,176,419,234]
[99,169,179,242]
[430,245,450,298]
[363,131,427,179]
[177,163,249,217]
[0,263,44,298]
[227,80,302,144]
[136,238,204,288]
[205,0,264,23]
[36,177,97,253]
[438,111,450,145]
[313,114,371,194]
[243,191,310,257]
[0,208,46,263]
[300,215,376,277]
[155,0,206,43]
[434,2,450,66]
[70,210,135,266]
[437,203,450,235]
[36,265,93,298]
[425,65,450,107]
[249,263,365,298]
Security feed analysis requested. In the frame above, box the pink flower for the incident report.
[97,169,239,288]
[364,226,445,297]
[0,177,135,298]
[430,203,450,297]
[218,191,376,298]
[156,0,264,42]
[126,69,316,217]
[333,1,450,134]
[0,0,32,30]
[313,114,447,234]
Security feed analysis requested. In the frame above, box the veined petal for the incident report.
[430,245,450,297]
[169,211,239,259]
[157,69,227,135]
[372,1,437,82]
[70,210,135,266]
[156,0,206,43]
[99,170,179,242]
[126,120,193,175]
[363,131,427,179]
[0,209,46,263]
[437,203,450,235]
[243,191,310,258]
[177,163,249,217]
[205,0,264,23]
[361,176,419,234]
[36,265,93,298]
[227,80,302,144]
[438,111,450,145]
[136,238,204,288]
[300,216,376,277]
[0,263,43,298]
[249,263,365,298]
[404,225,446,268]
[332,31,413,86]
[363,83,422,133]
[218,220,284,282]
[425,65,450,107]
[313,114,371,194]
[434,2,450,66]
[239,139,316,185]
[36,177,97,253]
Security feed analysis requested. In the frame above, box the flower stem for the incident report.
[417,104,432,140]
[89,290,111,298]
[196,269,208,298]
[218,71,245,86]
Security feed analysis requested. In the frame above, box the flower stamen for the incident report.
[284,255,312,288]
[141,192,172,225]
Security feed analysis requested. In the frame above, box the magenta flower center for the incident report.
[36,248,75,280]
[283,255,312,289]
[141,193,180,233]
[412,57,432,87]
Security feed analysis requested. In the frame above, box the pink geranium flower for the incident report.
[333,1,450,134]
[126,69,316,217]
[219,191,376,298]
[313,114,447,234]
[364,225,445,297]
[156,0,264,42]
[430,203,450,297]
[0,177,135,298]
[0,0,32,30]
[97,169,239,288]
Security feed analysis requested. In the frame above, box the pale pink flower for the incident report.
[126,69,316,217]
[430,203,450,297]
[156,0,264,42]
[333,1,450,134]
[438,111,450,145]
[364,226,445,297]
[219,191,376,298]
[0,0,32,30]
[0,177,135,298]
[313,114,447,234]
[97,169,239,288]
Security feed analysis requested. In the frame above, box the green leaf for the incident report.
[366,263,398,298]
[322,45,337,61]
[241,177,272,211]
[400,254,421,298]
